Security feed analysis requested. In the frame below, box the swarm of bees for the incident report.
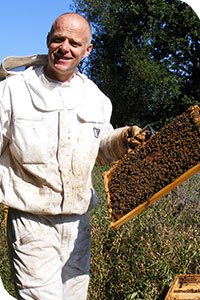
[105,106,200,222]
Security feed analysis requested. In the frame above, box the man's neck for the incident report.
[44,66,75,83]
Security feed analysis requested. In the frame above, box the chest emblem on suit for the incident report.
[93,127,100,138]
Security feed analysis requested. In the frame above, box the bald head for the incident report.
[49,13,92,45]
[45,12,93,82]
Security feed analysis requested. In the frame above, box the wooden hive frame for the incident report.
[103,105,200,230]
[103,163,200,230]
[164,274,200,299]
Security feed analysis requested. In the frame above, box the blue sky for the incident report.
[0,0,199,64]
[0,0,74,62]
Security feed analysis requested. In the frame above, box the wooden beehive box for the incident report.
[165,274,200,300]
[103,105,200,230]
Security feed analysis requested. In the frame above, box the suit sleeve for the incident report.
[95,94,129,165]
[0,80,11,155]
[96,124,129,165]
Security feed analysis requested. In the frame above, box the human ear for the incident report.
[83,43,93,58]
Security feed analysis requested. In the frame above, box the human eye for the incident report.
[70,39,81,47]
[51,35,64,43]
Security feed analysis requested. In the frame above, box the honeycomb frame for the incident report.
[103,105,200,230]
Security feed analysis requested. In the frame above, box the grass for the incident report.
[0,205,16,297]
[0,166,199,299]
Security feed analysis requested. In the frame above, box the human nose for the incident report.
[60,39,70,52]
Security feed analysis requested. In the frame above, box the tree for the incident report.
[73,0,200,129]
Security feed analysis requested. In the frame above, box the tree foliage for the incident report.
[72,0,200,129]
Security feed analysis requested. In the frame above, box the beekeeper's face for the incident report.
[46,13,93,82]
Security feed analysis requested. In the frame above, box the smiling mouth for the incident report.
[54,54,72,61]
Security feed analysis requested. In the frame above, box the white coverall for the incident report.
[0,65,128,300]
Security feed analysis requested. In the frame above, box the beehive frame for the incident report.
[103,106,200,230]
[103,163,200,230]
[164,274,200,299]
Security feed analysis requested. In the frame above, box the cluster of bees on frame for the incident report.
[107,106,200,222]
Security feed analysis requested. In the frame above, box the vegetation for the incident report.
[0,206,15,297]
[72,0,200,129]
[89,166,200,300]
[1,166,199,299]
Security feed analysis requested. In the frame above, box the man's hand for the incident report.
[122,125,150,149]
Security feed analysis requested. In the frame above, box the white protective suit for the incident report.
[0,63,128,300]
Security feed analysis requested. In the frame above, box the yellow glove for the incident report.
[122,125,149,149]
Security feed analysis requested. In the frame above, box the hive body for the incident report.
[105,106,200,224]
[164,274,200,300]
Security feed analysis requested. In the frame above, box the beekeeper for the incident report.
[0,12,146,300]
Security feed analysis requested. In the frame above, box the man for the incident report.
[0,13,146,300]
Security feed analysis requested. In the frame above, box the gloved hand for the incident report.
[121,125,148,149]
